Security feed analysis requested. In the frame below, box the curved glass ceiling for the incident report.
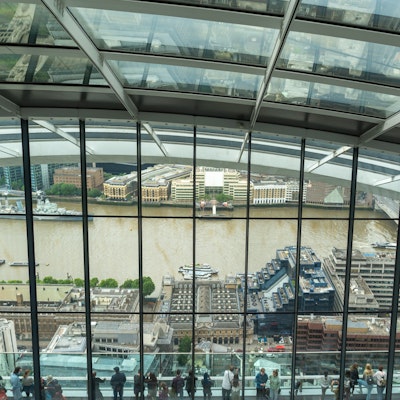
[0,0,399,151]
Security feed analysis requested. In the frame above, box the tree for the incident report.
[73,278,85,287]
[130,276,155,296]
[88,188,102,198]
[177,335,192,366]
[46,183,80,196]
[216,193,232,203]
[120,279,136,289]
[99,278,118,288]
[142,276,155,297]
[90,277,99,287]
[43,276,58,284]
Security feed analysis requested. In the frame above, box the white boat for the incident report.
[183,272,211,280]
[178,263,219,275]
[371,242,396,249]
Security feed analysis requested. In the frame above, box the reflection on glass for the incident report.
[266,77,400,117]
[280,32,400,86]
[0,3,75,46]
[299,0,400,32]
[73,8,278,65]
[109,60,261,98]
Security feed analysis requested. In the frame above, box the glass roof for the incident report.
[0,0,399,152]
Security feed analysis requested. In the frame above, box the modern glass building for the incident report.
[0,1,399,399]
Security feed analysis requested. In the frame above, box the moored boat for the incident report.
[178,263,219,275]
[371,242,396,249]
[9,262,39,266]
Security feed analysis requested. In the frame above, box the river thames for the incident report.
[0,204,397,293]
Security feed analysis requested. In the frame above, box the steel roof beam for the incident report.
[374,175,400,187]
[142,123,168,156]
[359,110,400,144]
[32,119,95,155]
[0,94,21,117]
[249,0,302,129]
[306,146,352,173]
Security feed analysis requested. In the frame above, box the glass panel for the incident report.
[72,8,278,65]
[355,148,400,221]
[0,120,28,291]
[109,60,261,98]
[250,133,301,218]
[266,76,400,118]
[0,53,95,84]
[280,32,400,87]
[85,119,138,217]
[345,316,390,396]
[302,140,352,313]
[89,217,138,308]
[354,148,399,313]
[141,123,193,218]
[0,3,76,46]
[144,0,289,14]
[195,126,247,219]
[299,0,400,32]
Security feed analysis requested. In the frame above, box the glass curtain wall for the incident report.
[0,120,399,399]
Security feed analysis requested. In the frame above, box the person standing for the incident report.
[231,372,240,400]
[133,370,144,400]
[269,369,281,400]
[22,369,34,397]
[255,368,268,400]
[91,371,106,400]
[201,372,213,400]
[320,371,330,400]
[373,365,386,400]
[110,367,126,400]
[343,370,351,400]
[360,363,374,400]
[145,372,158,400]
[10,367,22,400]
[350,363,361,394]
[185,370,197,398]
[221,366,234,400]
[171,370,185,399]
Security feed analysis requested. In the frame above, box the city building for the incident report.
[324,248,397,310]
[0,1,400,399]
[296,315,398,353]
[53,166,104,189]
[103,172,137,200]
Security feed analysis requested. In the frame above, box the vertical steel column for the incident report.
[290,138,306,399]
[385,205,400,400]
[191,125,197,399]
[338,147,359,400]
[242,132,252,398]
[21,119,42,399]
[79,120,94,399]
[137,122,144,399]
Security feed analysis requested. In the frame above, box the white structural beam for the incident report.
[374,175,400,187]
[306,146,352,173]
[0,94,21,117]
[142,123,168,156]
[249,0,301,129]
[0,145,20,157]
[32,120,95,155]
[237,131,250,163]
[40,0,167,156]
